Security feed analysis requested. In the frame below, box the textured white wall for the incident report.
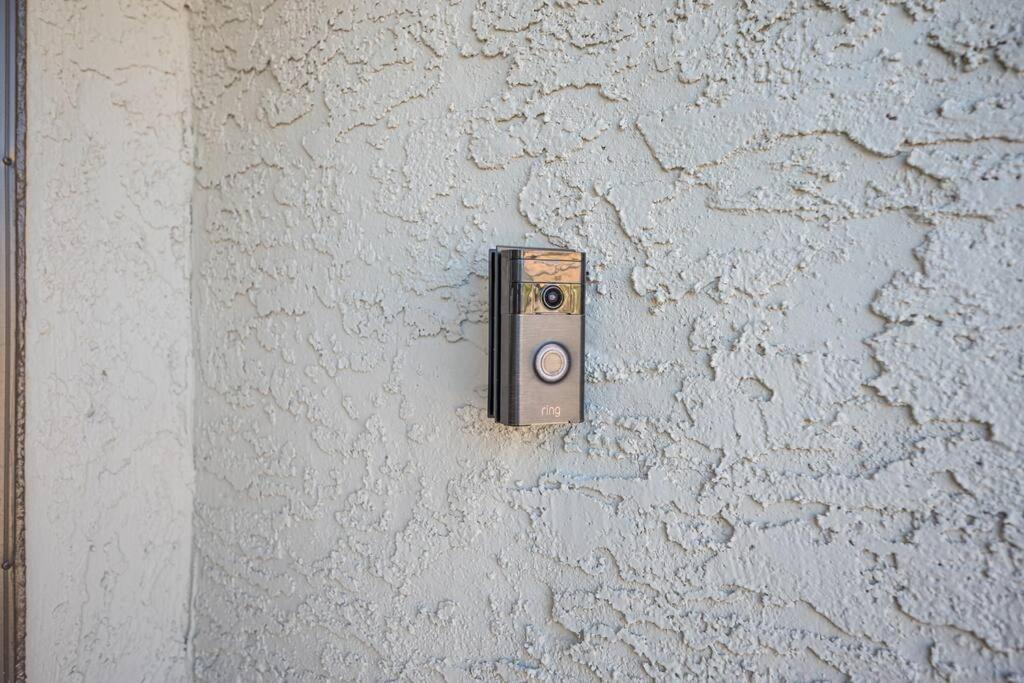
[26,1,195,680]
[197,0,1024,680]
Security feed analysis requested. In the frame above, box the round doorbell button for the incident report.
[534,342,570,383]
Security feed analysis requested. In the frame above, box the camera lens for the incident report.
[541,285,564,310]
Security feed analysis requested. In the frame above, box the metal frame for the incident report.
[1,0,25,678]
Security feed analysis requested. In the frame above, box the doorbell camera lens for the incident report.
[541,285,564,310]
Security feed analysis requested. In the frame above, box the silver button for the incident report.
[534,342,570,383]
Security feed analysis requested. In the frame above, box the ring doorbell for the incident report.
[488,246,585,426]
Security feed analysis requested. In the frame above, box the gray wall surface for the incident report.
[26,1,195,680]
[189,0,1017,679]
[189,0,1023,679]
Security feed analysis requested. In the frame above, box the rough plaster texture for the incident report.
[188,0,1024,679]
[26,1,195,680]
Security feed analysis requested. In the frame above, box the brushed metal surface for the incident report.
[506,314,583,425]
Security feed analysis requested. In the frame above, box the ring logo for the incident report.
[541,405,561,418]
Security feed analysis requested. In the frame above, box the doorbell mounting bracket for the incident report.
[488,246,585,426]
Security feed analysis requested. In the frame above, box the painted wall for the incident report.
[26,1,195,680]
[189,0,1024,679]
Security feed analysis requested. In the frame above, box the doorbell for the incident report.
[488,246,585,426]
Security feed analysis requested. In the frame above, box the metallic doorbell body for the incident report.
[488,246,585,426]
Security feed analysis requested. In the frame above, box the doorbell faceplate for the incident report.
[488,246,585,426]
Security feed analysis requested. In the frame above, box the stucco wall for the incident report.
[26,1,195,680]
[190,0,1023,680]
